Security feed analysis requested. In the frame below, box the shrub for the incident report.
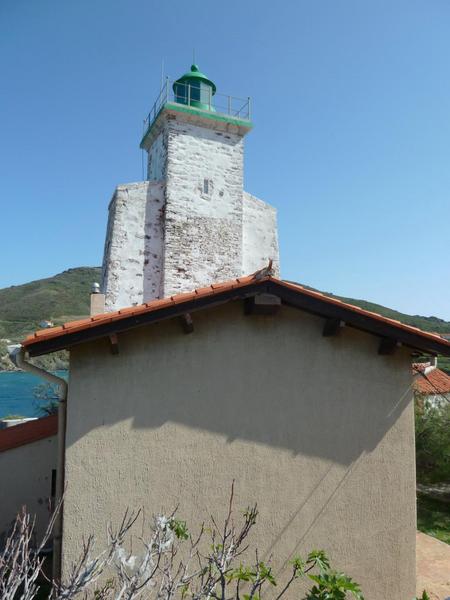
[415,398,450,483]
[0,486,365,600]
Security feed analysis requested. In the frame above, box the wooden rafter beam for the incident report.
[109,333,119,355]
[378,337,401,356]
[323,318,345,337]
[181,313,194,334]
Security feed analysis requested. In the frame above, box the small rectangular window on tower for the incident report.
[203,179,209,195]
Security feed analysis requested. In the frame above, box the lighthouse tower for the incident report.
[101,64,279,311]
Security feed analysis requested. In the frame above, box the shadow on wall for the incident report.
[65,302,413,468]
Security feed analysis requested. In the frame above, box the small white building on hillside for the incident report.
[413,359,450,407]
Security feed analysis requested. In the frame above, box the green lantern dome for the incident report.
[173,64,216,111]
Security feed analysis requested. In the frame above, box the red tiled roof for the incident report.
[21,274,450,357]
[22,274,259,346]
[413,367,450,395]
[0,415,57,453]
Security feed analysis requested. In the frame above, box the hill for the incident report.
[0,267,101,371]
[325,293,450,334]
[0,267,449,371]
[0,267,101,341]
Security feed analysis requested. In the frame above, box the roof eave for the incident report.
[277,282,450,357]
[22,279,450,359]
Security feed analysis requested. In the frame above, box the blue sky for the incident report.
[1,1,450,318]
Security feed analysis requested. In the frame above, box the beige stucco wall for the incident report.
[0,435,56,543]
[62,302,416,599]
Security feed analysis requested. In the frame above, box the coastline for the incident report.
[0,369,68,418]
[0,349,69,373]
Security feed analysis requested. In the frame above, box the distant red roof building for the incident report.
[413,363,450,396]
[0,415,57,453]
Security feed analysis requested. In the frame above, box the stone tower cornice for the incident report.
[140,103,252,152]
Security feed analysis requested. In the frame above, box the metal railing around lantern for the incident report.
[142,78,252,137]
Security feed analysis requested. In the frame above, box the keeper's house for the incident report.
[16,273,450,600]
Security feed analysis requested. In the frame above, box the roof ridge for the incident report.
[21,274,450,358]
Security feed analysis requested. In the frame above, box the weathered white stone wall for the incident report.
[102,181,165,310]
[162,119,244,296]
[242,192,280,276]
[147,131,167,181]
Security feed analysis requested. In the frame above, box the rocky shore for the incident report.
[0,340,69,372]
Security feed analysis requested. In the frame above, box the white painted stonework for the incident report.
[242,192,279,276]
[147,132,167,181]
[102,109,280,311]
[102,182,165,310]
[163,119,245,296]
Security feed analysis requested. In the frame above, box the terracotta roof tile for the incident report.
[143,298,172,309]
[63,318,90,329]
[33,326,64,339]
[171,292,197,305]
[414,367,450,395]
[65,321,107,334]
[117,306,138,315]
[90,313,114,322]
[193,285,215,296]
[211,281,233,290]
[236,275,256,285]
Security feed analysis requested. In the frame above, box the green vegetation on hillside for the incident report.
[0,267,101,342]
[334,294,450,333]
[291,281,450,334]
[0,267,101,371]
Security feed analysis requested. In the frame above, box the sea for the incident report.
[0,371,68,418]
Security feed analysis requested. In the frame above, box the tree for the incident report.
[33,383,59,417]
[415,398,450,483]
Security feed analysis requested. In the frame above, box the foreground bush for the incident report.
[1,484,424,599]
